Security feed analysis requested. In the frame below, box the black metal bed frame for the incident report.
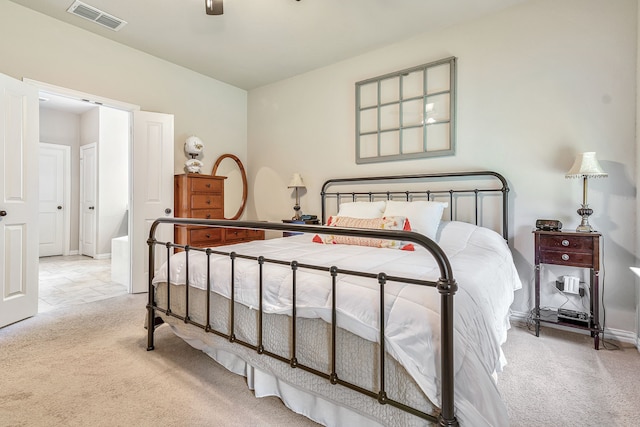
[146,171,509,427]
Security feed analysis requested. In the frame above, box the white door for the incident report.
[38,143,69,257]
[79,143,97,258]
[0,74,39,328]
[130,111,174,293]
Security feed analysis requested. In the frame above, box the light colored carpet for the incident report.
[1,293,639,426]
[0,294,318,427]
[498,322,640,426]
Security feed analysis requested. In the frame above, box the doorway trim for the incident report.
[24,79,140,112]
[24,79,141,293]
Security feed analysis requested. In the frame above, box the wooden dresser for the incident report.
[174,174,264,247]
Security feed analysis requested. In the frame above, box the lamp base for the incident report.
[292,205,301,221]
[575,204,595,232]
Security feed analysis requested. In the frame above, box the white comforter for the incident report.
[152,221,522,426]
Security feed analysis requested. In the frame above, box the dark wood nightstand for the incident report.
[533,230,601,349]
[282,219,320,237]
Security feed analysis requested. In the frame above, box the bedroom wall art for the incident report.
[355,56,456,164]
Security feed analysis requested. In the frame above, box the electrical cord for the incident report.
[598,236,620,351]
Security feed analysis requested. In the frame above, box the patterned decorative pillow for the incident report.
[314,216,414,250]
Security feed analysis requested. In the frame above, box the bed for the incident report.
[145,171,521,427]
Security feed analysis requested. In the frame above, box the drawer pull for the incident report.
[562,254,570,261]
[562,239,569,247]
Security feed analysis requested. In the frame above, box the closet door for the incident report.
[0,73,39,328]
[39,143,69,257]
[79,143,97,258]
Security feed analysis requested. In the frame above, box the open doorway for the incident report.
[37,90,130,312]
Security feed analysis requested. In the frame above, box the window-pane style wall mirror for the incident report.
[356,57,457,164]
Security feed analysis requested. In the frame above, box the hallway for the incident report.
[38,255,128,312]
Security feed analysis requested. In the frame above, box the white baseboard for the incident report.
[510,310,638,349]
[68,250,79,255]
[94,253,111,260]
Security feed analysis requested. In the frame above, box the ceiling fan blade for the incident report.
[205,0,223,15]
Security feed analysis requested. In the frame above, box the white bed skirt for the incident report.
[167,319,388,427]
[153,283,438,427]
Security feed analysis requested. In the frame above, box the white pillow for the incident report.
[382,200,447,239]
[336,201,386,219]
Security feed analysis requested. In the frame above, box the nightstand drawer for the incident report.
[191,194,223,209]
[539,235,593,252]
[539,249,593,268]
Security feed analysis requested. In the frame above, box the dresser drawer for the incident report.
[539,249,593,268]
[223,228,265,243]
[190,178,223,193]
[224,228,248,242]
[191,194,223,209]
[190,228,223,245]
[539,235,593,252]
[245,229,265,241]
[190,208,223,219]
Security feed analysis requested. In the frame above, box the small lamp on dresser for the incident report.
[565,152,608,232]
[288,173,305,220]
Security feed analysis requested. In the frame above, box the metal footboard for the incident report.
[147,219,459,426]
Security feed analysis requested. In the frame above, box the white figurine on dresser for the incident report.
[184,135,204,173]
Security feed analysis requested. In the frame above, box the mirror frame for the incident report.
[211,153,247,220]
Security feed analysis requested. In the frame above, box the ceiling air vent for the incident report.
[67,1,127,31]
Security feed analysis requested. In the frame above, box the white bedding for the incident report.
[152,221,522,426]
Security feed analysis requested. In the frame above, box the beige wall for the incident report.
[247,0,638,335]
[0,0,247,175]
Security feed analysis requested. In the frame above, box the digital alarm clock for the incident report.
[535,219,562,231]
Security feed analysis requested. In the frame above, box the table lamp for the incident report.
[565,152,608,232]
[288,173,305,220]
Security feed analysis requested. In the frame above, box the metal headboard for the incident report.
[321,171,510,240]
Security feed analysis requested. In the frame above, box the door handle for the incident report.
[0,210,6,217]
[89,206,95,210]
[165,208,172,215]
[57,206,63,210]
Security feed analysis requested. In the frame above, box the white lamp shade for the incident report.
[565,152,608,178]
[288,173,305,188]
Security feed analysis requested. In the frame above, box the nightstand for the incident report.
[533,230,601,349]
[282,218,320,237]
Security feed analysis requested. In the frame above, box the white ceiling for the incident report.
[11,0,527,90]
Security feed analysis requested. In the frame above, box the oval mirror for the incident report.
[212,154,247,220]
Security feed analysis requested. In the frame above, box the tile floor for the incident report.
[38,255,128,313]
